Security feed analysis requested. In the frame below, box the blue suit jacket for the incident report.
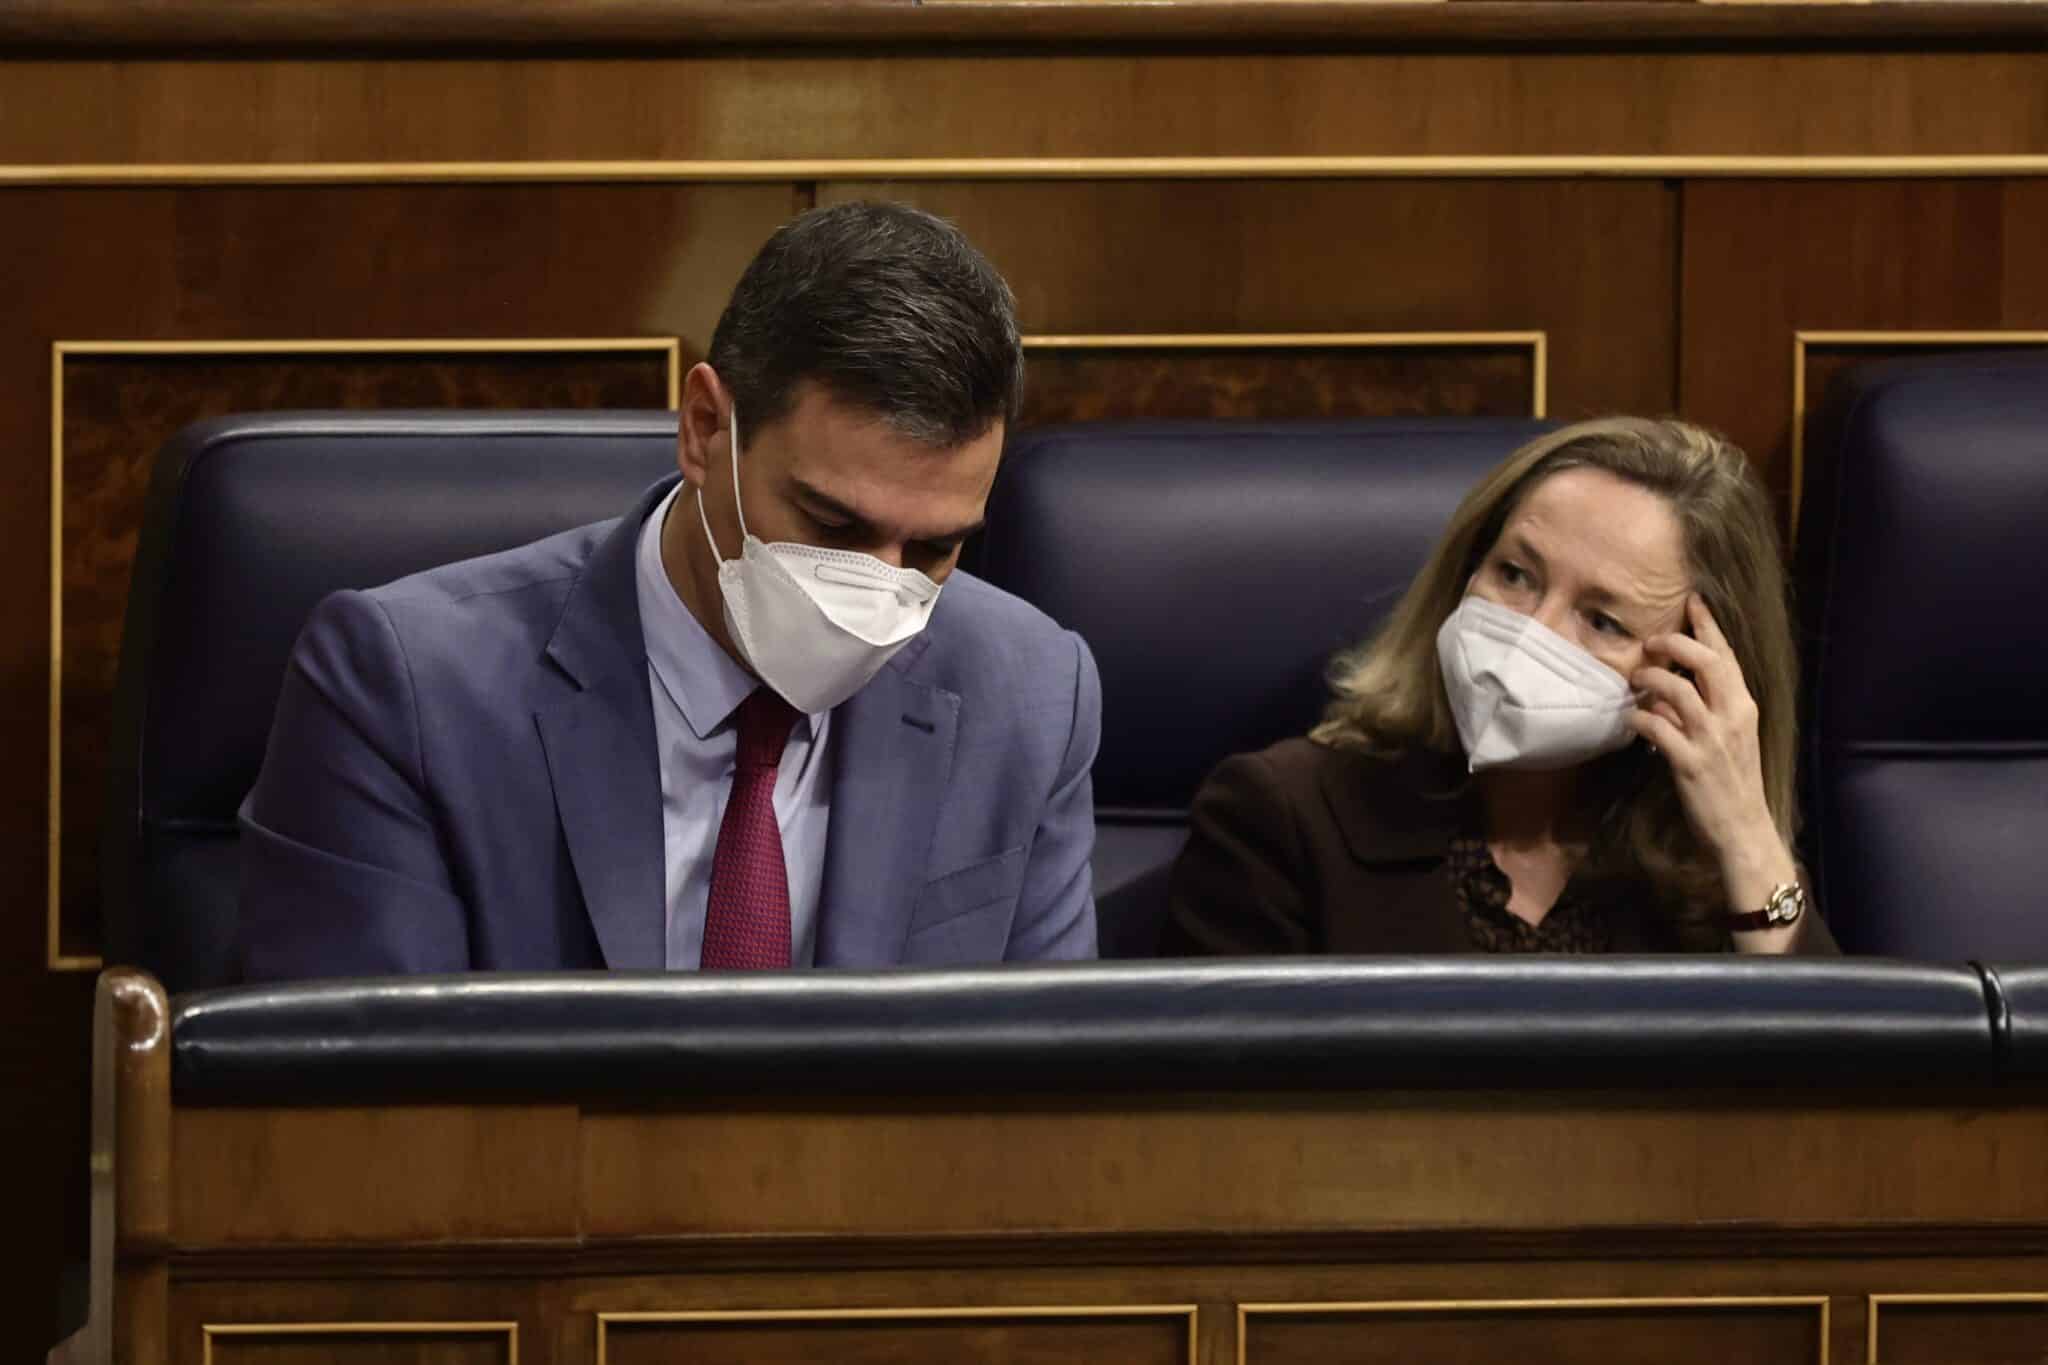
[238,476,1101,978]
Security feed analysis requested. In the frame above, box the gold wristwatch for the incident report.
[1726,881,1806,933]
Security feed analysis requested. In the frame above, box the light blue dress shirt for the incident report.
[634,483,833,968]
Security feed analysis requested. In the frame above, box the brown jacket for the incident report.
[1160,738,1839,956]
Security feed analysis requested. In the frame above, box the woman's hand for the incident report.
[1626,595,1803,953]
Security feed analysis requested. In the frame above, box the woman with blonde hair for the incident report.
[1162,417,1837,955]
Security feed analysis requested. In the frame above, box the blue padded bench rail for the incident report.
[171,958,2002,1103]
[1984,963,2048,1078]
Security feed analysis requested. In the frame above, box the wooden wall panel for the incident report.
[1679,179,2048,529]
[1870,1295,2048,1365]
[4,53,2048,165]
[572,1094,2048,1240]
[4,184,794,344]
[153,1270,2048,1365]
[825,180,1670,423]
[1241,1299,1825,1365]
[1019,339,1540,425]
[174,1107,584,1245]
[600,1310,1192,1365]
[171,1286,540,1365]
[201,1325,515,1365]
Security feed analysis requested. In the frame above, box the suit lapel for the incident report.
[533,478,676,970]
[1320,746,1469,865]
[814,638,959,965]
[1319,747,1475,952]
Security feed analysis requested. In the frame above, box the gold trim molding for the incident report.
[47,336,683,972]
[1238,1296,1832,1365]
[1867,1292,2048,1364]
[201,1320,519,1364]
[6,155,2048,187]
[1790,329,2048,531]
[1023,330,1548,419]
[596,1304,1199,1365]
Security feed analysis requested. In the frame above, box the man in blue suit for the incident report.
[239,202,1101,978]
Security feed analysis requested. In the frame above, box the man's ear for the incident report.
[676,362,730,487]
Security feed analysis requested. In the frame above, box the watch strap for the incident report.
[1726,881,1806,933]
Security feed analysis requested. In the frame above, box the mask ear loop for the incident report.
[696,401,747,562]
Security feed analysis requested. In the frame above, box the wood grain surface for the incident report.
[3,53,2046,165]
[128,1087,2048,1365]
[1679,179,2048,523]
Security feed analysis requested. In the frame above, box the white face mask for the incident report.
[696,404,942,715]
[1435,595,1639,772]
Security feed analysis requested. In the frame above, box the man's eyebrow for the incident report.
[923,516,987,546]
[790,479,870,530]
[791,478,984,545]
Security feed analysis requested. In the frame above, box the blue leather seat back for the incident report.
[978,419,1553,954]
[107,412,680,990]
[117,412,1570,976]
[1798,352,2048,957]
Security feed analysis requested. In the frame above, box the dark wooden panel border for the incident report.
[165,1222,2048,1285]
[6,0,2048,51]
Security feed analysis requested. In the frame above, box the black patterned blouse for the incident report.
[1447,835,1615,953]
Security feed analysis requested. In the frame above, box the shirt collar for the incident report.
[634,481,822,742]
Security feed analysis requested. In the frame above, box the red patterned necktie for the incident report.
[700,688,803,970]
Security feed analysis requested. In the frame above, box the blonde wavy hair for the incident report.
[1310,417,1799,938]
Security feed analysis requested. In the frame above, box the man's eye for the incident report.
[806,511,853,534]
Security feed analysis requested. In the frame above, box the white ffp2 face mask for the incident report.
[695,404,942,715]
[1435,595,1639,772]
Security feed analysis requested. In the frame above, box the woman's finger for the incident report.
[1646,631,1739,711]
[1689,594,1735,658]
[1632,665,1713,733]
[1627,707,1693,766]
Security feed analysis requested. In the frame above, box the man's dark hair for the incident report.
[709,201,1024,449]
